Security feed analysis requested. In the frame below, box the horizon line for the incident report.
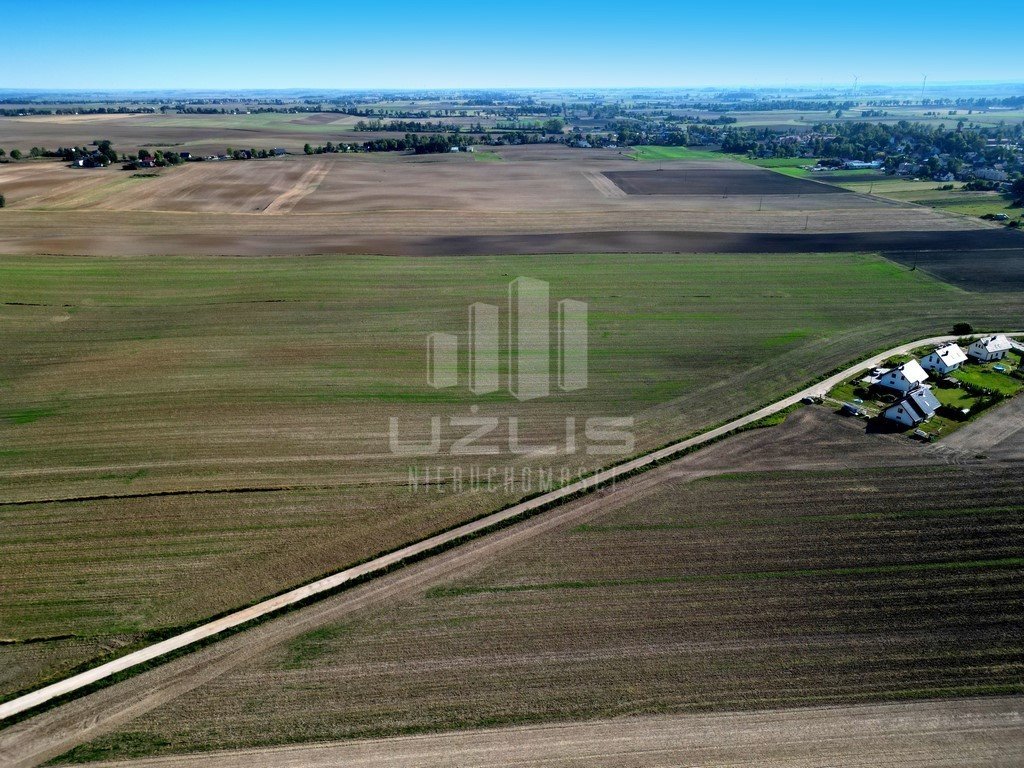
[2,80,1024,93]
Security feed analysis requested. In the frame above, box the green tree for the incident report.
[97,140,117,163]
[0,148,5,158]
[0,192,5,208]
[1012,177,1024,200]
[304,143,313,155]
[9,149,21,160]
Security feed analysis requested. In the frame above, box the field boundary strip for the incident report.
[1,331,1021,723]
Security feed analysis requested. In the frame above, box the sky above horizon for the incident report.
[10,1,1022,90]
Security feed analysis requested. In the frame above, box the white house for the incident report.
[883,386,941,427]
[920,343,967,375]
[877,359,929,393]
[967,334,1012,362]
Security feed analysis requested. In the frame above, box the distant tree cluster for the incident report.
[1012,177,1024,204]
[362,134,475,154]
[303,141,351,155]
[222,147,280,160]
[122,148,184,168]
[0,107,157,117]
[354,119,475,133]
[299,134,477,155]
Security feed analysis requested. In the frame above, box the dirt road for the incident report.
[62,698,1024,768]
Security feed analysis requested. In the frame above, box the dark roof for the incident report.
[901,386,940,422]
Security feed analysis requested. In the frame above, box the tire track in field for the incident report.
[583,171,627,198]
[262,158,329,214]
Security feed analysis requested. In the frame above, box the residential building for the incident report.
[883,386,941,427]
[967,334,1012,362]
[920,343,967,375]
[973,168,1008,182]
[877,359,929,393]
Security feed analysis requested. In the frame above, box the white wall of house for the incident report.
[877,360,929,393]
[920,345,966,374]
[883,402,921,427]
[968,335,1011,362]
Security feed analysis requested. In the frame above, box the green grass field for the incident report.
[2,251,1021,702]
[953,353,1023,395]
[629,145,728,161]
[629,146,826,176]
[832,178,1020,222]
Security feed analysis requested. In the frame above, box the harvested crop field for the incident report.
[0,148,996,260]
[8,160,322,214]
[942,396,1024,460]
[0,113,363,155]
[41,407,1024,763]
[52,698,1024,768]
[4,252,1018,702]
[603,168,846,196]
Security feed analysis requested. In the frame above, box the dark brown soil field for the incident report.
[883,247,1024,292]
[36,408,1024,764]
[2,215,1020,291]
[604,168,847,195]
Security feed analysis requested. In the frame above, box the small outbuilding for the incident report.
[920,343,967,375]
[968,334,1012,362]
[883,385,941,427]
[877,359,929,393]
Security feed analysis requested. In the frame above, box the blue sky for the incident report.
[10,1,1023,89]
